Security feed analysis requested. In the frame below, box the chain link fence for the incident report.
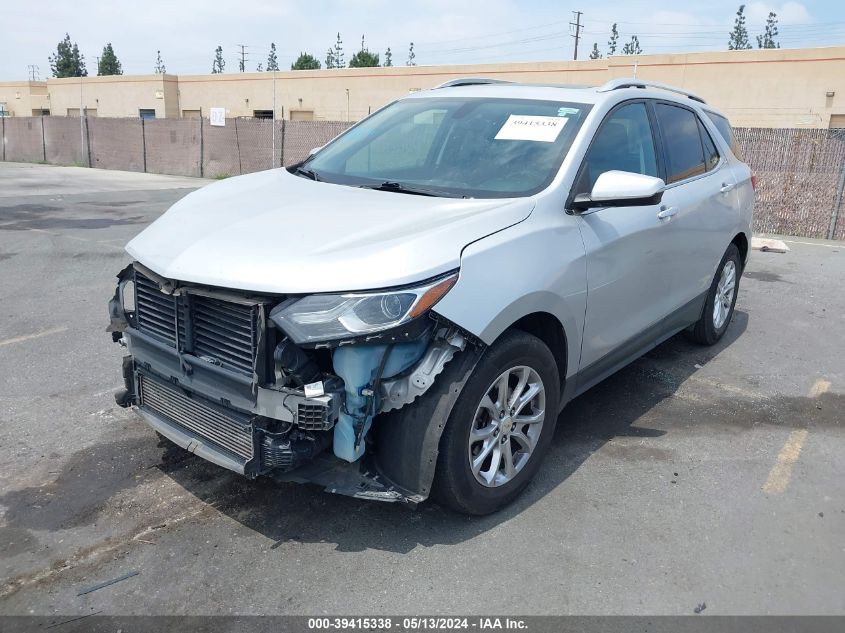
[3,117,845,240]
[734,127,845,240]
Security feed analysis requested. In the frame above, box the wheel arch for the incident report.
[373,309,572,501]
[505,311,568,393]
[732,231,749,267]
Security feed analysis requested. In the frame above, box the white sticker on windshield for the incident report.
[494,115,568,143]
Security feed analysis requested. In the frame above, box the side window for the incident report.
[704,111,742,160]
[578,102,658,192]
[698,119,720,171]
[654,103,706,184]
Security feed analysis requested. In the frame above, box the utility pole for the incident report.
[26,65,40,81]
[570,11,583,60]
[237,44,248,72]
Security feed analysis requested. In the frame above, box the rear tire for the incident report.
[432,330,560,515]
[687,243,741,346]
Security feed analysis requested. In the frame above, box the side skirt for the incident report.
[559,290,707,409]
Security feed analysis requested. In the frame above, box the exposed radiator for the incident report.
[138,373,255,461]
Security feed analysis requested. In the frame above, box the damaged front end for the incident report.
[108,263,469,504]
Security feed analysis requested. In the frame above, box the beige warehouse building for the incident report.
[1,46,844,128]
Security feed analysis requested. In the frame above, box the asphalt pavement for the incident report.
[0,162,843,616]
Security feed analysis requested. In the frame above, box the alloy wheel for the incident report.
[713,260,737,330]
[467,366,546,487]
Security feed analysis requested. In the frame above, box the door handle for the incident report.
[720,182,736,193]
[657,206,678,220]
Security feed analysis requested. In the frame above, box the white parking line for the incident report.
[0,326,68,347]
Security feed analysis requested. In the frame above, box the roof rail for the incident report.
[435,77,514,89]
[597,78,706,104]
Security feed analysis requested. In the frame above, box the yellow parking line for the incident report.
[762,378,830,494]
[808,378,832,398]
[763,430,809,494]
[0,326,68,347]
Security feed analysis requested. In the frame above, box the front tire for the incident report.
[687,243,742,346]
[432,330,560,515]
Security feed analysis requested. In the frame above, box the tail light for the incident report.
[751,174,758,191]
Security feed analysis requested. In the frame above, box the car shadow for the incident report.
[156,311,750,554]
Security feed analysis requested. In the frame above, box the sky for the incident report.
[1,0,843,79]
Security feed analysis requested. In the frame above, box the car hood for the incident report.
[126,168,534,294]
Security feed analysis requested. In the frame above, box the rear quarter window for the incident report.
[704,111,742,160]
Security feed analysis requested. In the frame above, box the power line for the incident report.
[570,11,584,60]
[236,44,248,72]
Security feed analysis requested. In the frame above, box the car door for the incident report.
[651,102,740,325]
[573,101,675,390]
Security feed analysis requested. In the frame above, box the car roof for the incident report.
[403,77,722,117]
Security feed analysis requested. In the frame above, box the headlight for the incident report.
[270,273,458,344]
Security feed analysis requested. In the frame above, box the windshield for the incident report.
[300,96,591,198]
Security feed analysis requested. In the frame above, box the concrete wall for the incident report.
[45,74,178,119]
[3,46,844,127]
[0,81,49,116]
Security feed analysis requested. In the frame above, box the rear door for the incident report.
[574,101,674,386]
[650,101,739,325]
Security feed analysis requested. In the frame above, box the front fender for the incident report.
[432,212,587,382]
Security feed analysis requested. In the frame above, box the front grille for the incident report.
[133,270,260,376]
[138,373,254,460]
[192,296,258,374]
[135,273,178,346]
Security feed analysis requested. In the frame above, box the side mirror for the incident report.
[308,146,323,157]
[572,171,665,211]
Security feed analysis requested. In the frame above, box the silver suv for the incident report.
[108,78,754,515]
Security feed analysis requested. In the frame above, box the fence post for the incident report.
[40,116,46,162]
[1,116,5,162]
[141,118,147,173]
[234,117,243,175]
[84,113,92,168]
[828,152,845,240]
[279,119,285,167]
[199,116,204,178]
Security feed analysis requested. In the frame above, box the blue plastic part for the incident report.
[332,337,430,462]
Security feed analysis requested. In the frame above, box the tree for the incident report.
[48,33,87,78]
[334,33,345,68]
[154,50,166,74]
[256,62,264,72]
[97,43,122,76]
[622,35,642,55]
[607,23,619,56]
[292,52,321,70]
[407,42,416,66]
[349,35,380,67]
[325,48,336,69]
[757,11,780,48]
[211,46,225,73]
[384,47,393,67]
[266,43,279,71]
[589,43,602,59]
[728,5,752,50]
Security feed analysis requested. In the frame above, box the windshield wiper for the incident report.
[294,166,320,181]
[358,181,466,198]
